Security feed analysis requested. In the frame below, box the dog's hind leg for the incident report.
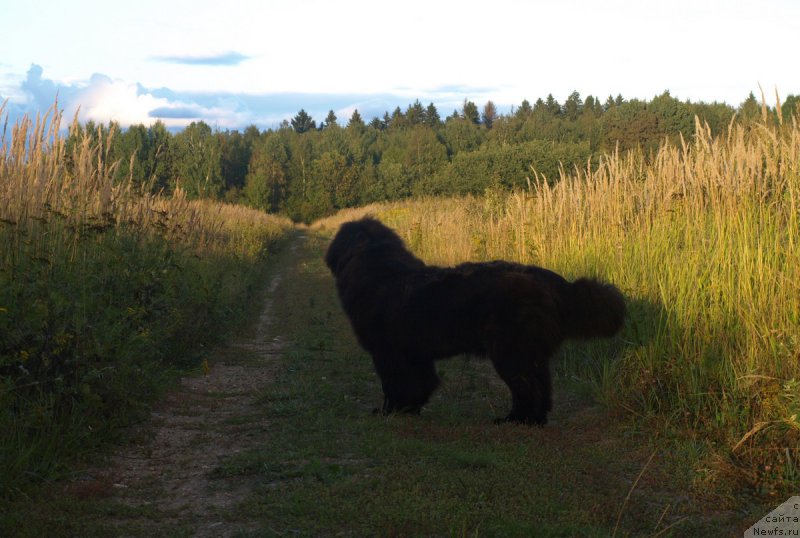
[490,349,551,426]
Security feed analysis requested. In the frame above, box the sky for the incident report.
[1,0,798,131]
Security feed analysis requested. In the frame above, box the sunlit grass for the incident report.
[314,113,800,494]
[0,103,292,497]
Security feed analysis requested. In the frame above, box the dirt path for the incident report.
[90,235,303,537]
[62,230,755,537]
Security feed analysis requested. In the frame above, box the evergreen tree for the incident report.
[650,90,693,139]
[462,99,480,124]
[390,106,407,129]
[563,91,583,119]
[369,116,385,130]
[517,99,532,118]
[583,95,603,116]
[291,109,316,133]
[782,94,799,120]
[544,94,561,116]
[347,109,366,131]
[424,102,441,127]
[482,100,498,129]
[243,124,261,146]
[406,100,425,125]
[739,92,760,123]
[324,109,338,128]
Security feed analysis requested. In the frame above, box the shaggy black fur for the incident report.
[325,217,626,425]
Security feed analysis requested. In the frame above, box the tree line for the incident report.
[67,90,798,223]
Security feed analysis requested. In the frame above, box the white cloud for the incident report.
[8,66,252,129]
[64,75,183,128]
[2,65,426,130]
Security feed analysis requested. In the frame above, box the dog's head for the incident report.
[325,217,404,276]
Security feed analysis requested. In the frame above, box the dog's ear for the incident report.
[325,222,369,273]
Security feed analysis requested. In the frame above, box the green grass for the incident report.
[0,106,293,500]
[215,231,752,536]
[313,115,800,495]
[0,226,766,537]
[3,102,793,533]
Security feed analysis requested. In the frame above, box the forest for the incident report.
[70,90,798,223]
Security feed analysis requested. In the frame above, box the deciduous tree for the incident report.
[170,121,223,198]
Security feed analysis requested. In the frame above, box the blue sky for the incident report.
[1,0,798,131]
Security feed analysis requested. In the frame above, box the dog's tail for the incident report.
[561,278,626,340]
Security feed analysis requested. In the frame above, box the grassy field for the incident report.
[0,106,293,499]
[210,230,751,536]
[314,115,800,497]
[1,104,791,534]
[0,229,760,537]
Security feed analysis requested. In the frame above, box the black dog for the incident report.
[325,217,626,425]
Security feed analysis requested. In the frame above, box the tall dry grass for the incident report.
[0,104,292,496]
[314,113,800,493]
[0,104,290,261]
